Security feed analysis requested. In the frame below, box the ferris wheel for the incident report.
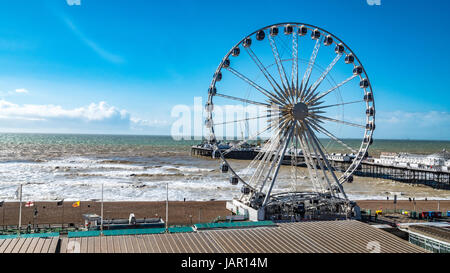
[205,23,375,220]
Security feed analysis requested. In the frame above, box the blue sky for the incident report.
[0,0,449,140]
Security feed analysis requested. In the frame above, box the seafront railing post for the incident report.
[165,183,168,232]
[17,184,22,237]
[61,200,65,230]
[101,183,104,235]
[1,201,5,230]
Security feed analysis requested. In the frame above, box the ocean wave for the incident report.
[98,159,139,165]
[1,155,449,202]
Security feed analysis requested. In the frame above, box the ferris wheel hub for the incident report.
[292,102,308,121]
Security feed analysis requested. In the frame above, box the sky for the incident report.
[0,0,449,140]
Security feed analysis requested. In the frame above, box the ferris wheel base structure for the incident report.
[226,193,362,222]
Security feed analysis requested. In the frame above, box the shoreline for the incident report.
[1,196,450,202]
[0,200,448,227]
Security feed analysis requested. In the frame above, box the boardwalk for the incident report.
[56,220,425,253]
[0,221,427,253]
[0,236,59,253]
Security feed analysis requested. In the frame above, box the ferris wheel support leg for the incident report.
[305,124,348,200]
[262,127,294,208]
[303,129,335,197]
[257,131,287,193]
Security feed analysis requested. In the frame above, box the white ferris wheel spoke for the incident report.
[225,67,284,105]
[299,37,322,100]
[221,123,274,156]
[297,130,325,193]
[243,137,277,181]
[301,129,331,193]
[267,33,292,94]
[304,53,343,102]
[244,47,290,104]
[308,122,344,175]
[297,124,326,191]
[309,74,358,104]
[215,92,270,107]
[307,119,357,154]
[213,114,272,126]
[306,124,348,199]
[257,130,289,192]
[304,128,336,197]
[262,125,294,206]
[312,115,366,129]
[247,126,285,190]
[309,100,364,111]
[293,134,317,192]
[291,28,299,97]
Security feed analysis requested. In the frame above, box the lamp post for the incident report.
[165,183,169,232]
[17,184,23,236]
[101,184,104,235]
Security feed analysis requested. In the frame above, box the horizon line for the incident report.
[0,131,449,142]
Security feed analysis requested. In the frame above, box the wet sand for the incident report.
[0,200,448,227]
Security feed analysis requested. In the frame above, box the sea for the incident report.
[0,133,449,202]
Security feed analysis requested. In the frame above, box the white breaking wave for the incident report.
[0,156,232,201]
[0,156,449,201]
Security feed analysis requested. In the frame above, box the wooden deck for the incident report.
[56,220,426,253]
[0,220,427,253]
[0,236,59,253]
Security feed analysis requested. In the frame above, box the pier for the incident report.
[191,146,450,190]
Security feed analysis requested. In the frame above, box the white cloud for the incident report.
[130,117,168,126]
[0,99,168,134]
[310,110,449,140]
[15,88,28,94]
[374,110,450,140]
[0,88,29,97]
[0,100,129,133]
[377,110,450,127]
[0,100,128,121]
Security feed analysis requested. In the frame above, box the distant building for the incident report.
[328,153,355,162]
[373,149,450,171]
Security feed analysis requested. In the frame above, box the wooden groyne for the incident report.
[191,146,450,190]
